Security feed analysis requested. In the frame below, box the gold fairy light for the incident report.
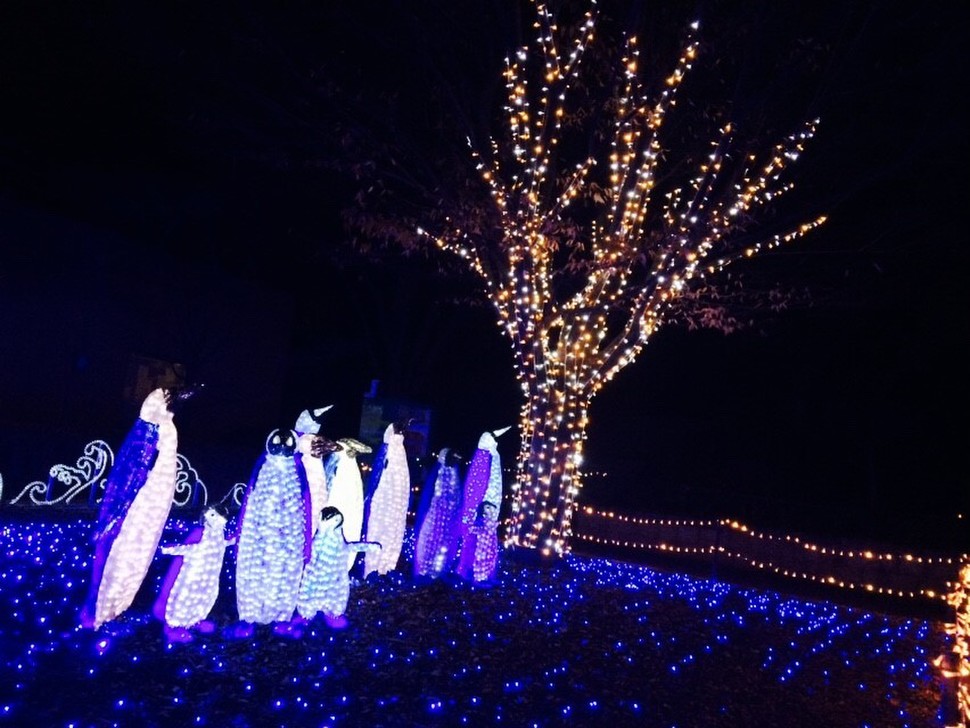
[935,557,970,727]
[417,1,824,557]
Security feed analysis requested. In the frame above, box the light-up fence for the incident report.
[570,504,969,721]
[571,505,965,609]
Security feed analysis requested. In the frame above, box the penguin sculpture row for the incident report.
[233,408,380,636]
[412,426,511,585]
[80,388,511,637]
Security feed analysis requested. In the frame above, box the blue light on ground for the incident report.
[0,518,951,726]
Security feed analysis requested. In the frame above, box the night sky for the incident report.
[1,1,966,547]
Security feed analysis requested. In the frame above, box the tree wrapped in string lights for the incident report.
[413,1,825,558]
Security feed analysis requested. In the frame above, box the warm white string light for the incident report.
[418,1,824,558]
[575,505,966,605]
[934,556,970,726]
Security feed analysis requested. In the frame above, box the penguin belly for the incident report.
[162,539,225,627]
[415,490,460,577]
[297,533,350,618]
[327,456,365,571]
[363,463,409,577]
[298,434,329,535]
[236,464,307,623]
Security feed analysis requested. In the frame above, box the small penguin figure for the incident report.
[80,385,196,630]
[326,437,373,573]
[234,428,313,629]
[153,503,236,642]
[453,426,510,574]
[413,448,464,579]
[455,500,500,584]
[293,406,338,535]
[297,506,381,629]
[362,421,411,578]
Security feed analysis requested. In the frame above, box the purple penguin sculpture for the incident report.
[413,448,464,578]
[454,426,509,580]
[455,500,500,583]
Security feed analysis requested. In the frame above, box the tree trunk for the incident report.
[504,387,590,558]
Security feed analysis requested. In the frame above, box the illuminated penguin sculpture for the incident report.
[455,500,500,584]
[80,385,196,630]
[234,428,312,630]
[153,503,236,641]
[362,421,410,578]
[297,506,381,628]
[293,406,336,535]
[326,437,373,573]
[453,426,510,580]
[413,447,464,579]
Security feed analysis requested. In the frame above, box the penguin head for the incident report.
[436,447,451,465]
[265,428,298,457]
[318,506,344,532]
[478,425,511,451]
[384,422,405,443]
[203,505,229,531]
[294,405,333,435]
[164,383,202,415]
[476,500,499,525]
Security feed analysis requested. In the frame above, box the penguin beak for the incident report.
[492,426,512,438]
[177,383,203,401]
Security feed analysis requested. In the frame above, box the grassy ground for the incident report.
[0,514,958,727]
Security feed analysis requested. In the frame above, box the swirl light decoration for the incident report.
[417,0,825,559]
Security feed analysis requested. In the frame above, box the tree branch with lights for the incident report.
[412,1,825,557]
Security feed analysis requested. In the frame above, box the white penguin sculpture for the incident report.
[293,406,336,535]
[297,506,381,628]
[326,437,373,573]
[153,504,236,641]
[234,428,313,628]
[362,421,410,578]
[80,385,195,630]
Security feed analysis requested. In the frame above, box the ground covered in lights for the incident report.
[0,515,954,727]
